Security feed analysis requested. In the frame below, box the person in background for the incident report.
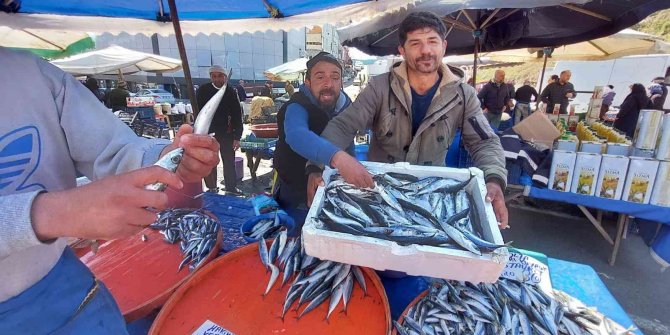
[649,76,667,110]
[477,69,512,128]
[506,79,516,101]
[84,78,104,103]
[0,47,219,334]
[261,81,273,98]
[304,11,509,228]
[196,65,243,194]
[600,85,616,120]
[235,80,247,103]
[549,74,559,85]
[108,80,130,111]
[285,80,295,97]
[613,83,651,138]
[514,80,538,124]
[274,52,352,221]
[540,70,576,114]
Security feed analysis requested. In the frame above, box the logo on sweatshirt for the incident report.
[0,126,45,192]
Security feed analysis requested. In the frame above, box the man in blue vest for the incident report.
[274,52,352,221]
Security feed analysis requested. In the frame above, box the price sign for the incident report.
[501,253,548,285]
[192,320,236,335]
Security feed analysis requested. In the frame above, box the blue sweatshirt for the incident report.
[0,48,169,302]
[283,84,351,166]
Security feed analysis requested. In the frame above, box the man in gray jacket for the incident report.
[306,11,509,228]
[0,47,220,334]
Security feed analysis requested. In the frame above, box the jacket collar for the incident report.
[389,60,464,111]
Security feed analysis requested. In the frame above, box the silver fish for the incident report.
[193,68,233,135]
[145,148,184,191]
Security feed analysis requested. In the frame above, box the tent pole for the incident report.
[538,47,553,92]
[167,0,199,114]
[471,29,482,87]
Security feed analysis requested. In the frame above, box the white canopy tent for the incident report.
[480,29,670,62]
[51,45,182,76]
[264,58,308,82]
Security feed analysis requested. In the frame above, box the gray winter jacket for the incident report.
[320,61,507,187]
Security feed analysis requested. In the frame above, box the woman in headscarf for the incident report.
[613,83,651,138]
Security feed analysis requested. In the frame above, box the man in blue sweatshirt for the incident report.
[274,52,352,217]
[0,47,220,334]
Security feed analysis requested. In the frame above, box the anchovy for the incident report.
[264,263,279,296]
[145,148,184,191]
[149,208,219,272]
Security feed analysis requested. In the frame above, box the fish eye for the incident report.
[171,156,182,164]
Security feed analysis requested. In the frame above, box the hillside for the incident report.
[634,8,670,41]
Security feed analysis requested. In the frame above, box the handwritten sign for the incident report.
[192,320,236,335]
[500,253,548,285]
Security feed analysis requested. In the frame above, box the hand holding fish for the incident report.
[31,166,183,242]
[485,181,509,229]
[161,125,220,183]
[330,151,374,189]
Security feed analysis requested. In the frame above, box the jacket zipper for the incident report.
[468,116,490,140]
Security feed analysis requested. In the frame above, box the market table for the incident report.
[125,193,642,334]
[526,186,670,265]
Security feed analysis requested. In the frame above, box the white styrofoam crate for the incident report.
[302,161,508,284]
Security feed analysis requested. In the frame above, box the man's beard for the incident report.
[317,88,338,110]
[412,54,438,73]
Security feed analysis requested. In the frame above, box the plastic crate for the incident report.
[239,135,277,150]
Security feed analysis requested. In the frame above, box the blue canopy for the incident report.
[18,0,367,20]
[1,0,414,35]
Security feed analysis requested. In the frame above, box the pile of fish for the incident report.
[258,233,368,320]
[245,212,285,240]
[150,208,220,272]
[395,279,633,335]
[314,172,507,256]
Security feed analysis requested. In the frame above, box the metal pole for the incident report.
[538,53,548,92]
[167,0,199,114]
[471,30,482,87]
[537,47,553,93]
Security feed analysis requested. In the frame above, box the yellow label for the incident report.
[599,172,620,199]
[627,176,650,203]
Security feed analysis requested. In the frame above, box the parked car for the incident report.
[136,88,176,104]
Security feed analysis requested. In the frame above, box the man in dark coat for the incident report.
[477,69,511,127]
[540,70,576,114]
[108,81,130,111]
[196,65,243,194]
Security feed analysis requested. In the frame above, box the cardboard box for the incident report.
[513,112,561,148]
[567,115,579,132]
[592,86,604,99]
[587,98,604,119]
[548,150,577,192]
[570,152,602,196]
[650,161,670,207]
[302,162,508,283]
[596,154,629,200]
[622,157,660,204]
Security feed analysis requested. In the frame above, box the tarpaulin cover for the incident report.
[1,0,419,35]
[339,0,670,56]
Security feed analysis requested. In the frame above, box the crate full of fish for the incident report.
[302,161,508,284]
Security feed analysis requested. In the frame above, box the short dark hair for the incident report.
[398,11,447,46]
[608,85,614,89]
